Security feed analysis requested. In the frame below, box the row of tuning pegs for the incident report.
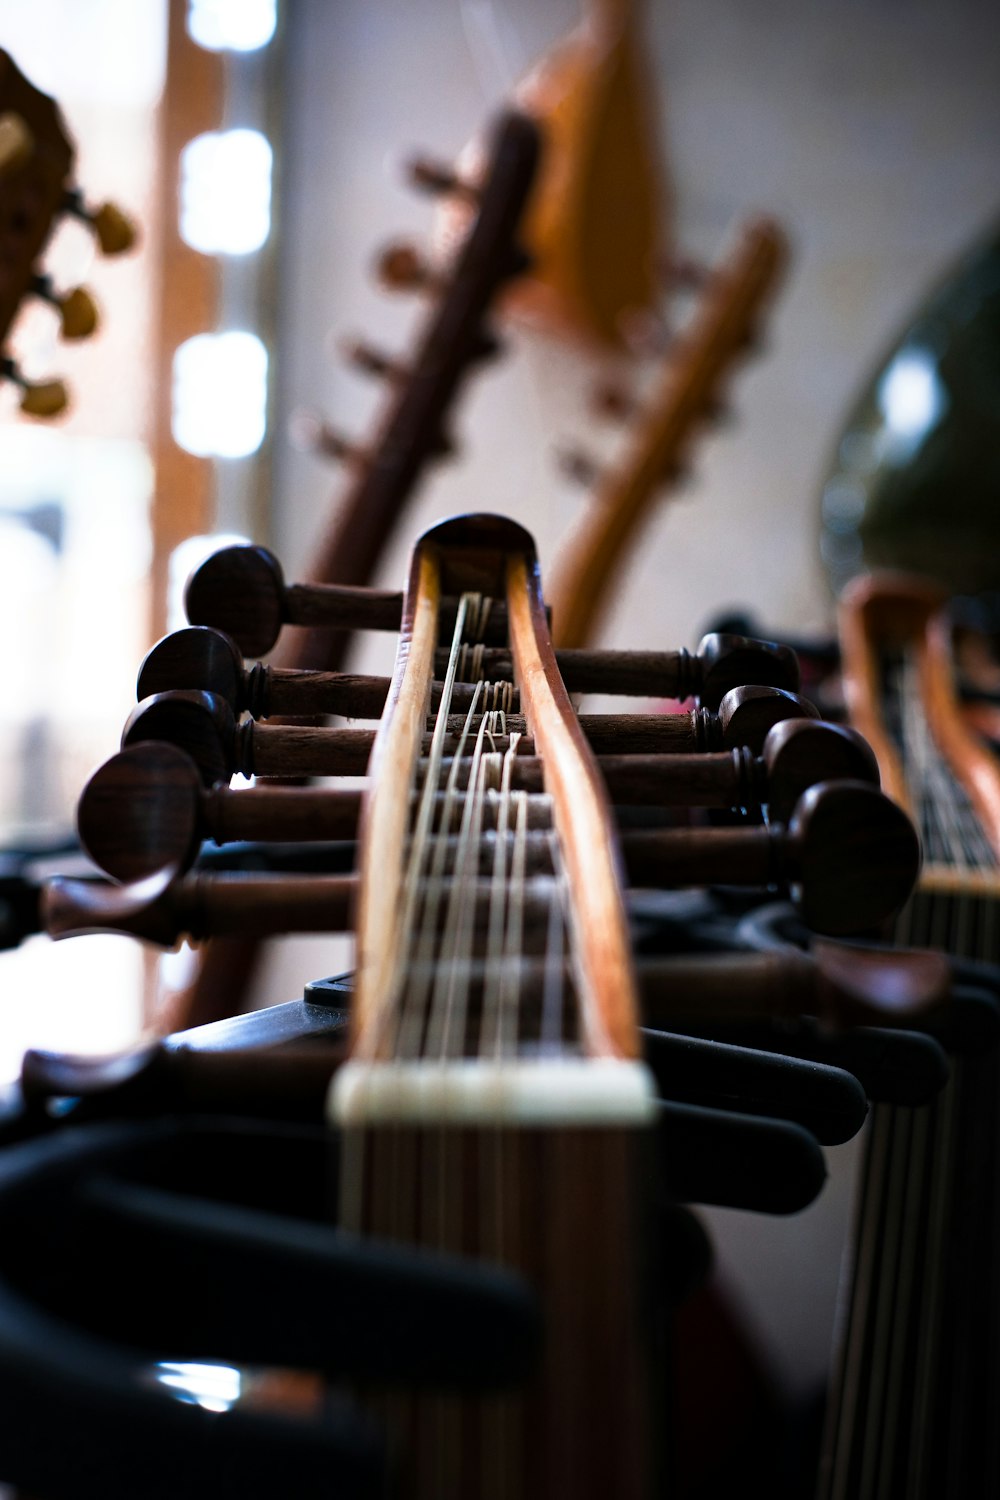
[1,107,137,418]
[291,135,704,469]
[0,110,135,251]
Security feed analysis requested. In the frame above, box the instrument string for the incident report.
[830,641,1000,1496]
[540,827,570,1054]
[426,711,495,1060]
[397,677,485,1060]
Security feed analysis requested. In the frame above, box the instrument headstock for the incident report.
[0,49,135,418]
[548,214,790,648]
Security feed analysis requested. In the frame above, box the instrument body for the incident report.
[823,570,1000,1499]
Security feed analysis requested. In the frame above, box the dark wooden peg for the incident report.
[30,273,99,339]
[623,781,919,935]
[557,447,603,487]
[79,741,209,882]
[137,627,247,711]
[78,742,364,883]
[663,254,710,291]
[288,409,367,466]
[341,338,407,381]
[122,691,375,784]
[710,684,817,753]
[0,354,67,417]
[784,780,920,935]
[122,690,237,786]
[184,546,289,661]
[136,625,503,720]
[375,238,438,293]
[760,719,879,823]
[43,869,356,946]
[406,155,479,202]
[61,188,137,255]
[693,632,800,709]
[591,383,640,421]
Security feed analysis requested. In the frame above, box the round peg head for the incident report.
[375,238,433,292]
[43,869,182,946]
[0,111,34,174]
[56,285,99,340]
[556,447,602,487]
[21,1039,161,1104]
[811,938,951,1029]
[122,690,236,787]
[184,544,286,658]
[696,633,801,710]
[717,685,818,754]
[78,743,205,883]
[590,382,639,421]
[137,626,246,710]
[89,200,138,255]
[762,719,880,824]
[787,781,920,936]
[18,377,68,418]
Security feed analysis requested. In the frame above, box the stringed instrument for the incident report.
[429,0,667,349]
[176,108,537,1032]
[819,569,1000,1500]
[37,513,928,1498]
[547,213,788,649]
[0,48,134,416]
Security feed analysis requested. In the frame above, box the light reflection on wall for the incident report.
[187,0,276,54]
[179,129,273,255]
[172,332,269,458]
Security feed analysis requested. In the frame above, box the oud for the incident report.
[823,570,1000,1500]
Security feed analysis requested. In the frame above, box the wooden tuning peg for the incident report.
[184,543,404,657]
[785,780,920,935]
[340,338,406,381]
[0,111,33,175]
[61,189,137,255]
[617,306,673,358]
[30,275,99,339]
[288,409,368,467]
[663,254,710,292]
[696,393,730,425]
[0,355,67,418]
[591,382,640,421]
[406,154,479,203]
[557,447,603,487]
[374,238,438,293]
[428,427,456,460]
[468,328,503,364]
[79,741,363,883]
